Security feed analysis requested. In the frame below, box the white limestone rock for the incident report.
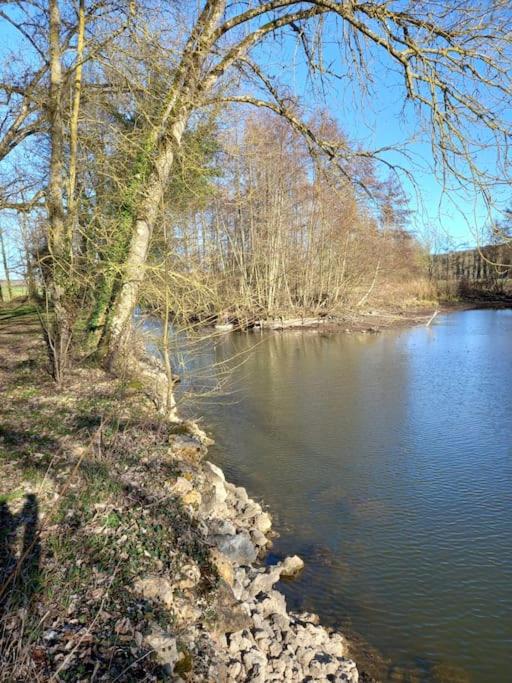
[215,532,258,565]
[144,623,179,670]
[280,554,305,577]
[133,576,174,609]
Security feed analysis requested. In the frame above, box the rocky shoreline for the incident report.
[147,429,360,682]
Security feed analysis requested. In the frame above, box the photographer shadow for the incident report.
[0,493,41,612]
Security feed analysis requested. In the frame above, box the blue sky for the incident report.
[0,19,29,282]
[253,18,510,251]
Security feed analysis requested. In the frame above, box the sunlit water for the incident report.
[155,310,512,681]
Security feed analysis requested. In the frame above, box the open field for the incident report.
[0,281,27,302]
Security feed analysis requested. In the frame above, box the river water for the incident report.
[171,309,512,681]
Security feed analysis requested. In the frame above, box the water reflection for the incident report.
[153,310,512,682]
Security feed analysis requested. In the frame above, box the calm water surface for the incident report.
[183,310,512,681]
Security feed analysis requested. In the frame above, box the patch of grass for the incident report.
[0,301,36,321]
[16,386,41,399]
[1,284,28,301]
[0,488,25,504]
[104,511,121,528]
[80,460,124,503]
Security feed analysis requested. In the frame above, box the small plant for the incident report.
[104,511,121,529]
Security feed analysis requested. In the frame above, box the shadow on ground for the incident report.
[0,493,41,613]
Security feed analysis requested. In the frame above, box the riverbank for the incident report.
[242,296,512,335]
[251,307,437,334]
[0,301,359,682]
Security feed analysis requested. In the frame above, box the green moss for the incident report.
[17,386,40,399]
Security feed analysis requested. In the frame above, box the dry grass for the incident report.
[356,277,440,311]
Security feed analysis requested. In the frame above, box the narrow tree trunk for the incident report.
[19,212,38,299]
[0,227,13,300]
[47,0,71,384]
[67,0,85,259]
[161,224,179,421]
[25,252,38,299]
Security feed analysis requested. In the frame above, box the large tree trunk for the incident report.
[87,1,227,362]
[103,114,188,369]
